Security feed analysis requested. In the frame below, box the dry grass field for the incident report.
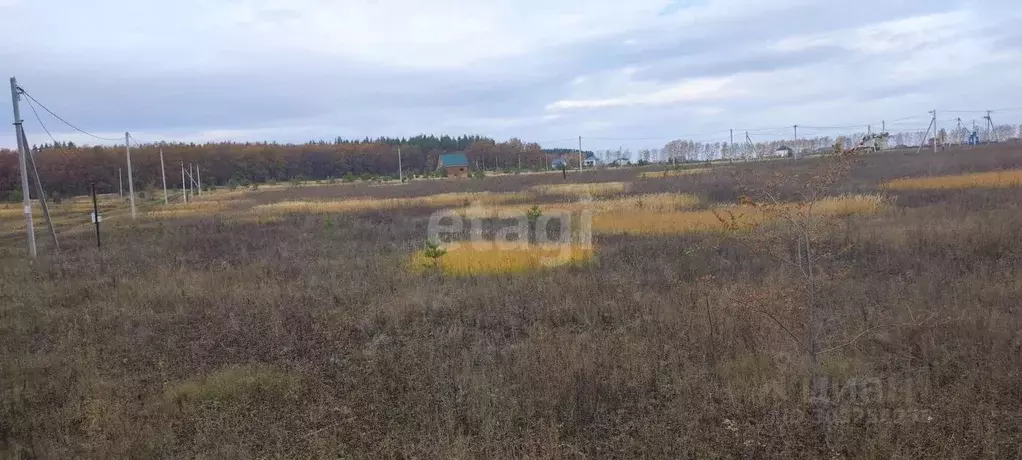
[1,145,1021,458]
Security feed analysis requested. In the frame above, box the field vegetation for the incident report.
[883,169,1022,190]
[0,145,1020,458]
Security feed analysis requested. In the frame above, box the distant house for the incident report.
[774,145,794,157]
[438,152,470,178]
[582,152,602,168]
[551,155,569,169]
[609,158,631,167]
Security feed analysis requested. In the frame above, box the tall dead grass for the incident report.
[883,169,1022,190]
[408,243,594,276]
[250,192,531,215]
[593,194,885,235]
[531,182,630,197]
[638,168,711,179]
[461,193,700,218]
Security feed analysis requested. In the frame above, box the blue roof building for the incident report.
[438,152,471,177]
[439,153,469,167]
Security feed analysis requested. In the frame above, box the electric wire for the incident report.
[16,87,123,142]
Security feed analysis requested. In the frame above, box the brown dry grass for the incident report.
[638,168,711,179]
[408,243,594,276]
[593,194,885,235]
[461,193,700,218]
[0,146,1020,458]
[883,169,1022,190]
[250,191,531,216]
[531,181,630,197]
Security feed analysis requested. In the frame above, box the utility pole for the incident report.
[729,129,734,162]
[160,149,168,204]
[867,125,871,136]
[118,168,123,198]
[9,77,36,258]
[19,127,58,252]
[793,125,798,160]
[91,184,101,248]
[578,136,583,172]
[916,112,935,155]
[181,161,187,204]
[125,132,136,219]
[196,164,202,196]
[881,120,886,133]
[984,110,995,142]
[745,131,754,160]
[397,146,403,182]
[932,110,938,153]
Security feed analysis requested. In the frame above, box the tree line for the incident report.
[0,135,549,200]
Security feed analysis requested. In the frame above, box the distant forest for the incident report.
[0,135,550,200]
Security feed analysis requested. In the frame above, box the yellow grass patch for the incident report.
[532,182,629,197]
[638,168,711,179]
[811,194,886,217]
[142,200,246,220]
[593,206,767,235]
[409,243,594,276]
[593,195,885,235]
[461,193,700,219]
[883,170,1022,190]
[251,192,530,215]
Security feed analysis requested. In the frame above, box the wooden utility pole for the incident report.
[196,164,202,196]
[932,110,938,152]
[118,168,123,198]
[160,148,168,204]
[9,77,36,258]
[92,184,101,248]
[125,132,136,219]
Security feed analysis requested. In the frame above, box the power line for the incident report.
[21,96,77,163]
[16,87,123,142]
[21,96,59,146]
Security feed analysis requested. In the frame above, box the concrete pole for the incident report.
[181,161,187,204]
[160,148,168,204]
[578,136,583,172]
[125,132,136,219]
[9,77,36,258]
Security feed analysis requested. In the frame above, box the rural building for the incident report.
[774,145,794,157]
[438,153,470,178]
[582,152,602,168]
[551,155,569,169]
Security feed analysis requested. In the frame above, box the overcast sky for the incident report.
[3,0,1021,151]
